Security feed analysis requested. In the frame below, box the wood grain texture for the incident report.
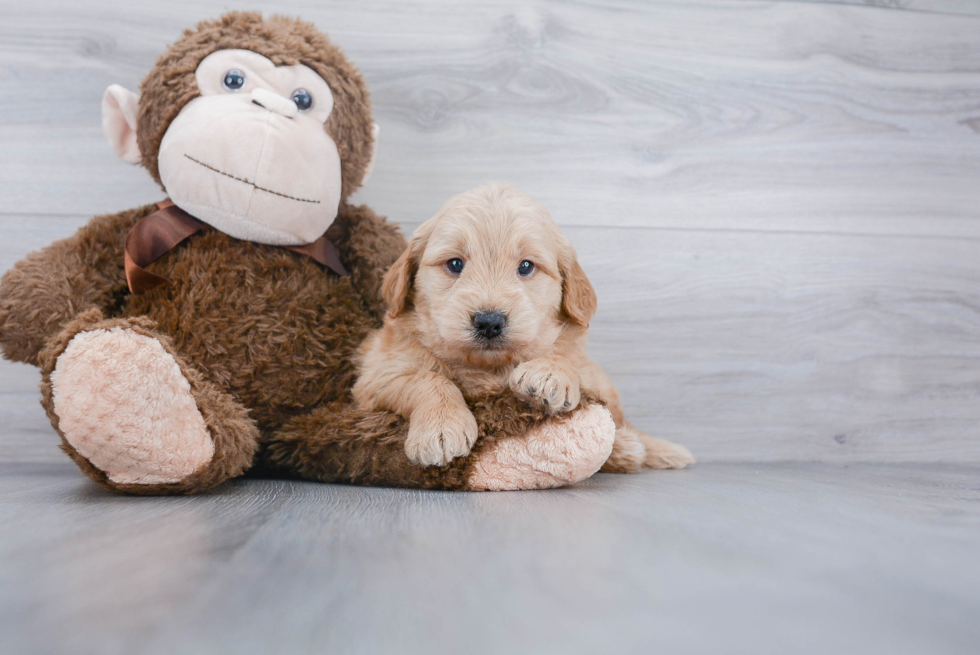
[1,463,978,654]
[1,0,979,234]
[780,0,980,17]
[1,0,979,464]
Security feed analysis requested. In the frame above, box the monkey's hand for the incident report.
[0,206,146,366]
[510,358,581,415]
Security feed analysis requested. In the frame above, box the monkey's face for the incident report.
[103,41,374,247]
[157,50,344,245]
[150,50,340,245]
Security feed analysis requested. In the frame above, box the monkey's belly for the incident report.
[122,234,378,432]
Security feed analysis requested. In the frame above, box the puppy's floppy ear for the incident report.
[558,242,597,328]
[381,222,431,318]
[381,248,413,318]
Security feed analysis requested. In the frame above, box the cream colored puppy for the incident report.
[353,183,694,471]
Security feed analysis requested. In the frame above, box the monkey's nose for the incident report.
[472,311,507,340]
[250,88,297,118]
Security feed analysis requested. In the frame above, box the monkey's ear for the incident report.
[559,243,598,328]
[360,123,380,187]
[102,84,141,165]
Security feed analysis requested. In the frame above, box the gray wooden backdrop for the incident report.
[1,0,979,464]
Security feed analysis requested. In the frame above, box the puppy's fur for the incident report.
[353,183,694,471]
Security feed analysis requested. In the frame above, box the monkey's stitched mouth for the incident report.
[183,154,320,204]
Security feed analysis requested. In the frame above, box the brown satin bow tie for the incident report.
[124,199,348,294]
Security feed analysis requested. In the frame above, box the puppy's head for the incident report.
[382,183,596,367]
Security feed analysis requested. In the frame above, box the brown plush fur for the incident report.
[0,203,403,430]
[0,201,404,433]
[121,204,401,432]
[137,12,375,198]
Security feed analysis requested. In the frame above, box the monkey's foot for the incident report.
[50,326,214,485]
[467,403,615,491]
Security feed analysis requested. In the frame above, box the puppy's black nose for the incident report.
[472,310,507,340]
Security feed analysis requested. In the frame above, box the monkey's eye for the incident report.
[446,258,465,275]
[291,88,313,112]
[518,260,535,276]
[222,69,246,92]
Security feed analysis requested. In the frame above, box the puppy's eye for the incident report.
[222,69,246,92]
[446,258,465,275]
[517,260,535,277]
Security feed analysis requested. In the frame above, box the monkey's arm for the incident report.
[260,391,615,491]
[0,204,154,366]
[330,203,408,320]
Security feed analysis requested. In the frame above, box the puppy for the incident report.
[353,183,695,472]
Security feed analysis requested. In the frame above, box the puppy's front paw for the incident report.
[405,402,479,467]
[510,359,580,415]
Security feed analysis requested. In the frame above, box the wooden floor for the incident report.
[0,462,977,655]
[1,0,979,652]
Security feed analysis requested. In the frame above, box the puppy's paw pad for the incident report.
[510,360,580,415]
[405,403,479,467]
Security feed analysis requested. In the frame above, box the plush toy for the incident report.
[0,12,619,494]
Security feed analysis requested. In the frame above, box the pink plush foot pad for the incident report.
[50,327,214,485]
[467,403,615,491]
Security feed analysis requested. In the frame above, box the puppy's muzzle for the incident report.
[472,310,507,341]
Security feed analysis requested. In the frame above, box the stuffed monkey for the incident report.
[0,12,618,494]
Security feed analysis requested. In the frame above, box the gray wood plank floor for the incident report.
[1,1,979,653]
[2,463,978,655]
